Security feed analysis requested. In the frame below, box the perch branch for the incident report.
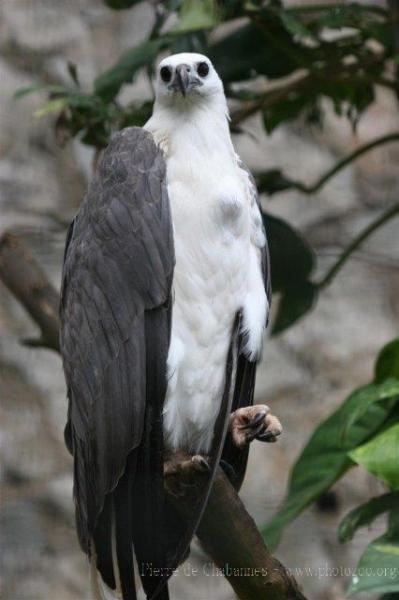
[0,232,60,352]
[170,468,307,600]
[0,230,307,599]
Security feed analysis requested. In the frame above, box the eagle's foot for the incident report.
[164,451,210,497]
[229,404,282,448]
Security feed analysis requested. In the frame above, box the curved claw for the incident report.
[246,421,266,442]
[229,405,281,448]
[240,410,267,430]
[256,431,278,442]
[192,455,211,474]
[164,452,211,497]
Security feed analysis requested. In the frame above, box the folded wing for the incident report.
[60,127,174,599]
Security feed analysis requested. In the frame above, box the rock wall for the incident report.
[1,2,398,599]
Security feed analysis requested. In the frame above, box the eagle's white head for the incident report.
[147,52,231,156]
[154,52,225,108]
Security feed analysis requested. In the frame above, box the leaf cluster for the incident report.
[16,0,398,143]
[262,338,399,596]
[15,0,399,333]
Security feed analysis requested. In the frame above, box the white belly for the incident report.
[162,159,252,454]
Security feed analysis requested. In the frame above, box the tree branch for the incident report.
[0,232,60,352]
[171,469,307,600]
[229,55,397,130]
[293,133,399,195]
[257,132,399,197]
[0,230,307,600]
[317,203,399,289]
[230,72,311,129]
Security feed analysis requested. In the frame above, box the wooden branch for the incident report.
[0,230,307,599]
[0,232,60,352]
[230,71,311,129]
[229,53,396,130]
[290,133,399,195]
[317,202,399,289]
[171,468,307,600]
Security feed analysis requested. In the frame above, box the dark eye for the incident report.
[197,62,209,78]
[160,66,172,83]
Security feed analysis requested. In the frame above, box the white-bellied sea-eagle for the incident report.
[60,52,282,600]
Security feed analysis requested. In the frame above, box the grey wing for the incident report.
[60,127,174,600]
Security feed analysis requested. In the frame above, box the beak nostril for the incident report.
[177,64,191,73]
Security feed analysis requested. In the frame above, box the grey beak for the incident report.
[175,64,190,96]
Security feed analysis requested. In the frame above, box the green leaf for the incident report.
[349,423,399,490]
[315,4,388,31]
[263,213,316,333]
[33,98,69,118]
[280,11,313,39]
[67,62,80,87]
[339,493,399,543]
[94,38,170,101]
[376,338,399,383]
[171,0,219,34]
[118,101,153,129]
[265,213,314,292]
[262,379,399,550]
[348,529,399,596]
[255,169,296,195]
[208,22,307,85]
[389,505,399,536]
[103,0,141,9]
[172,30,207,54]
[263,92,312,133]
[14,84,69,100]
[272,280,317,334]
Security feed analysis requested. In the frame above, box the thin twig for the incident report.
[317,203,399,289]
[0,232,60,351]
[229,56,397,130]
[230,72,311,129]
[257,132,399,197]
[293,132,399,195]
[285,3,387,17]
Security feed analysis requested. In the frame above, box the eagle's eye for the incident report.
[197,62,209,78]
[160,66,172,83]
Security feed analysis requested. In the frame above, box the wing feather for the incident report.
[60,127,174,598]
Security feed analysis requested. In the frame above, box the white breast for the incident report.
[162,143,253,454]
[144,103,267,454]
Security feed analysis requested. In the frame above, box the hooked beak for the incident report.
[174,64,190,97]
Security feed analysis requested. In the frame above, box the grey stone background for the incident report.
[0,1,398,599]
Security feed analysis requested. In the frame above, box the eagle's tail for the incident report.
[92,450,170,599]
[92,307,171,600]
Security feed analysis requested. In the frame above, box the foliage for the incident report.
[263,338,399,595]
[15,0,399,334]
[19,0,397,143]
[264,213,317,334]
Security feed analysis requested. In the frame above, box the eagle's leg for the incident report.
[229,404,282,448]
[164,451,210,497]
